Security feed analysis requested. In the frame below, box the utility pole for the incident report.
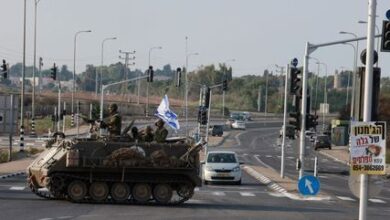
[38,57,43,95]
[119,50,136,101]
[265,71,269,117]
[281,64,289,178]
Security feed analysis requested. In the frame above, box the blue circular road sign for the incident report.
[291,58,298,67]
[386,10,390,20]
[298,175,320,196]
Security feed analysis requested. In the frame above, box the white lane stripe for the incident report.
[212,191,226,196]
[265,155,273,158]
[188,199,208,204]
[240,192,255,197]
[336,196,356,201]
[194,187,200,192]
[369,198,387,204]
[10,186,25,191]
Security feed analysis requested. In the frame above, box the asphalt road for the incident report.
[0,120,389,220]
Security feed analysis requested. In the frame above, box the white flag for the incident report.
[155,95,180,130]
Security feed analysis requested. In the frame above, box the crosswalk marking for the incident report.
[9,186,25,191]
[212,191,226,196]
[240,192,255,197]
[336,196,355,201]
[369,198,387,204]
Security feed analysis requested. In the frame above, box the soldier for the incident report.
[100,103,122,136]
[140,126,154,142]
[154,119,168,143]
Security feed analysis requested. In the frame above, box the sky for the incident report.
[0,0,389,77]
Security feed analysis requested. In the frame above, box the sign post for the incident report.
[350,121,386,175]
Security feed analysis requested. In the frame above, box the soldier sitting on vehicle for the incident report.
[99,103,122,136]
[140,126,154,142]
[154,119,168,143]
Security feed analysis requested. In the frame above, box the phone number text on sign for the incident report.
[350,122,386,175]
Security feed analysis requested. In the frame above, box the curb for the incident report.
[318,150,349,165]
[0,171,26,180]
[243,166,332,201]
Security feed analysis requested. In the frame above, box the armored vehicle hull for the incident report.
[27,137,203,205]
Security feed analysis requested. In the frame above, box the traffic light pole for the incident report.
[205,89,212,154]
[281,64,289,178]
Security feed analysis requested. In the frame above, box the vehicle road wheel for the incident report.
[111,183,130,202]
[314,147,318,151]
[153,184,173,204]
[329,146,332,150]
[89,182,109,202]
[235,179,242,185]
[67,180,87,202]
[177,183,194,199]
[203,180,208,185]
[132,183,151,203]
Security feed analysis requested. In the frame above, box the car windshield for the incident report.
[207,153,237,163]
[317,136,330,141]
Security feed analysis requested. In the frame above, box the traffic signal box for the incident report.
[222,79,228,91]
[381,20,390,52]
[147,66,154,82]
[50,63,57,80]
[175,67,182,87]
[290,67,301,94]
[2,59,7,79]
[197,106,208,125]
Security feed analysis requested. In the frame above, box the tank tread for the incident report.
[30,172,195,205]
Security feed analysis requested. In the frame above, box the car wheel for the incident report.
[329,146,332,150]
[203,180,208,185]
[314,147,318,151]
[235,179,242,185]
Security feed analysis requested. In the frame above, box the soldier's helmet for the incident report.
[108,103,118,112]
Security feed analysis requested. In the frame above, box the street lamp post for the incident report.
[309,57,321,115]
[339,31,359,120]
[222,59,235,118]
[319,62,328,131]
[72,30,91,128]
[341,43,357,107]
[146,46,162,117]
[31,0,42,137]
[275,64,285,113]
[20,0,27,151]
[185,52,199,135]
[98,37,117,96]
[265,71,269,117]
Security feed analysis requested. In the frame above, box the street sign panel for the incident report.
[291,58,298,67]
[298,175,320,196]
[0,94,19,134]
[386,9,390,20]
[350,121,387,175]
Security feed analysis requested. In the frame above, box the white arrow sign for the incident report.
[305,179,314,194]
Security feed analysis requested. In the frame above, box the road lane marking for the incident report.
[212,191,226,196]
[336,196,356,201]
[9,186,25,191]
[369,198,386,204]
[240,192,255,197]
[253,155,276,171]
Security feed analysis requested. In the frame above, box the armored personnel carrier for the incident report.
[27,133,203,205]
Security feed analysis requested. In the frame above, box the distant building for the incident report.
[333,71,341,89]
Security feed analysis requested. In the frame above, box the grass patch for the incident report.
[0,147,45,163]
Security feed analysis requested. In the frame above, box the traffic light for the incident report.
[290,67,301,94]
[381,20,390,52]
[1,59,7,79]
[222,79,228,91]
[289,112,301,131]
[50,63,57,80]
[197,106,208,125]
[306,114,318,130]
[147,65,154,82]
[204,87,211,108]
[176,67,181,87]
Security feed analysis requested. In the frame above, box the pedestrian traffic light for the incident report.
[147,65,154,82]
[197,106,208,125]
[306,114,318,130]
[222,79,228,91]
[289,112,301,130]
[290,67,301,94]
[50,63,57,80]
[381,20,390,52]
[1,59,7,79]
[176,67,181,87]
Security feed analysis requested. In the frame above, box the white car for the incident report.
[202,151,242,185]
[231,120,246,130]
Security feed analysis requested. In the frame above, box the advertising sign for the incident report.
[350,121,386,175]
